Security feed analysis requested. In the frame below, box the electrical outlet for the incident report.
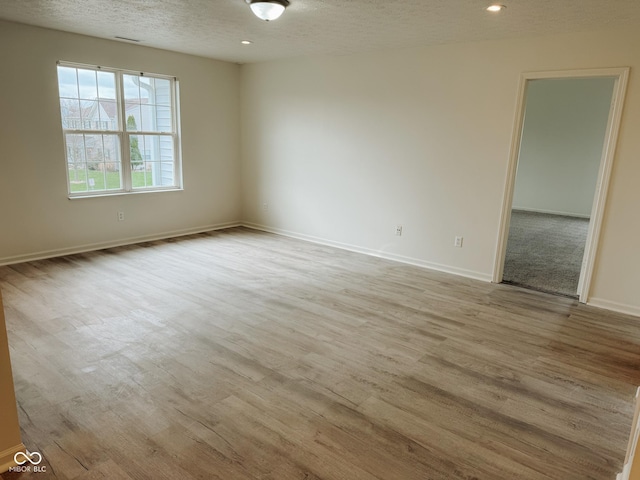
[262,202,269,212]
[454,236,463,247]
[395,225,403,236]
[117,211,125,222]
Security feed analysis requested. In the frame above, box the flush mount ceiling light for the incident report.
[486,4,506,12]
[246,0,289,21]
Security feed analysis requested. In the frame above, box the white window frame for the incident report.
[57,61,183,198]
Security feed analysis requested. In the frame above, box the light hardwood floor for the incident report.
[1,227,639,480]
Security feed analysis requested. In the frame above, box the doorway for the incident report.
[494,68,629,302]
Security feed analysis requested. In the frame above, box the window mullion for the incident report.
[173,81,182,189]
[173,132,180,187]
[117,73,132,191]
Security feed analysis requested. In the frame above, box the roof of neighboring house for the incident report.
[63,97,148,122]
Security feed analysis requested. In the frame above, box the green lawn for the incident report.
[69,169,153,192]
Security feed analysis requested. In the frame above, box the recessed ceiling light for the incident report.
[241,40,252,45]
[486,4,506,12]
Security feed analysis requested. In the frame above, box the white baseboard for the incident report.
[0,443,26,474]
[0,221,242,266]
[617,387,640,480]
[242,222,492,283]
[588,298,640,318]
[512,207,591,219]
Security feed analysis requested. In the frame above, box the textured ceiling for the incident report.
[1,0,639,63]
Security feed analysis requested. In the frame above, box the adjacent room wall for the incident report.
[512,77,615,217]
[0,21,241,264]
[240,27,640,315]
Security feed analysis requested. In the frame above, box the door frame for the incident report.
[492,67,630,302]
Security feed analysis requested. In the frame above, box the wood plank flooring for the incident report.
[1,227,639,479]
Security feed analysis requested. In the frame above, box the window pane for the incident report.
[86,162,104,192]
[139,104,173,133]
[65,134,121,193]
[60,99,81,129]
[97,71,116,100]
[57,66,79,99]
[125,112,140,132]
[67,133,87,191]
[159,136,174,162]
[77,69,98,100]
[159,163,174,186]
[122,74,140,100]
[80,100,99,130]
[65,134,86,165]
[124,74,172,132]
[130,134,175,189]
[59,69,118,131]
[156,106,172,128]
[124,105,142,131]
[98,100,118,131]
[68,166,88,193]
[104,163,122,190]
[123,74,142,132]
[131,169,149,188]
[154,78,172,106]
[68,99,117,132]
[84,134,105,163]
[129,135,144,170]
[138,76,153,91]
[140,104,154,131]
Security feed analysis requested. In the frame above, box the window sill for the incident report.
[68,187,183,200]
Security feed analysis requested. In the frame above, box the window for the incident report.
[57,62,182,196]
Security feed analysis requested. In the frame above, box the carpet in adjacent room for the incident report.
[503,210,590,297]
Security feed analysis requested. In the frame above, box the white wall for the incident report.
[0,21,241,264]
[240,28,640,315]
[512,77,615,217]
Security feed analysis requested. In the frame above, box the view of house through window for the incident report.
[57,63,181,196]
